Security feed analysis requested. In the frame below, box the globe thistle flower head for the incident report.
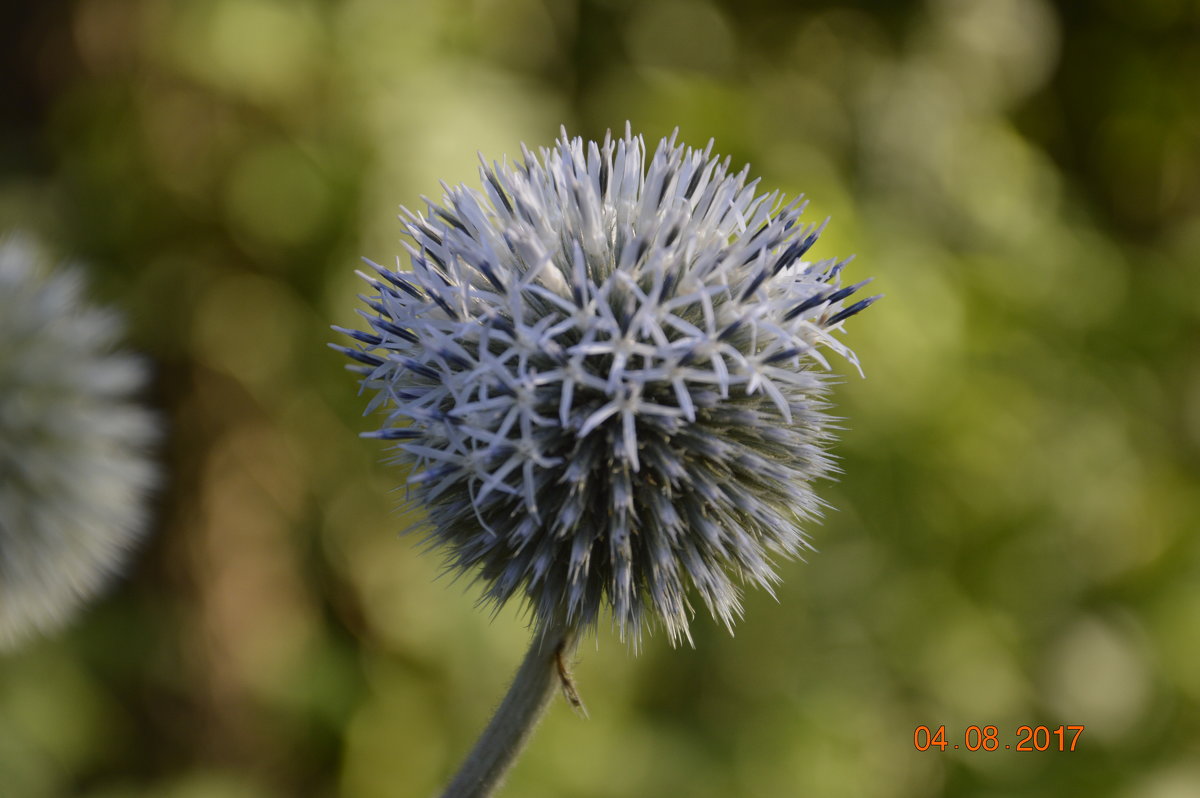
[0,235,158,650]
[336,127,878,647]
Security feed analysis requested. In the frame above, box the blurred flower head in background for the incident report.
[336,128,877,647]
[0,235,159,651]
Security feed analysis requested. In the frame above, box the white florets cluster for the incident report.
[336,128,877,646]
[0,236,158,650]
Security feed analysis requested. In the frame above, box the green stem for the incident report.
[440,619,582,798]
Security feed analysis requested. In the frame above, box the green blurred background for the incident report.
[2,0,1199,795]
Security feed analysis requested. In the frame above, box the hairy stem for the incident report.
[440,619,582,798]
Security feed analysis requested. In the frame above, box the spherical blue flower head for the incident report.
[336,128,878,647]
[0,236,158,650]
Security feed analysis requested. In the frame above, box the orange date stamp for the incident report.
[914,725,1084,752]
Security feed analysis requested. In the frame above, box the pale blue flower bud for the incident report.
[0,235,159,650]
[335,128,878,646]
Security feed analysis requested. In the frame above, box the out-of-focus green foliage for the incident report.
[2,0,1199,796]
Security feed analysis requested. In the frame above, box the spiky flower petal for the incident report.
[336,128,877,646]
[0,236,158,650]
